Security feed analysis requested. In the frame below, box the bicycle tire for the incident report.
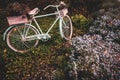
[6,24,39,53]
[61,15,73,40]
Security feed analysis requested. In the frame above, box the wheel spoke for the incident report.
[6,24,39,53]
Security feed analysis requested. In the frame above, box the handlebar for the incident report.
[43,1,66,10]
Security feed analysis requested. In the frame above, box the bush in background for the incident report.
[71,7,120,80]
[71,14,91,32]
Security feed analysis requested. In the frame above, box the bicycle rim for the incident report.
[62,15,73,40]
[6,24,39,53]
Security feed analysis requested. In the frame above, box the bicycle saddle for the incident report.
[28,8,39,15]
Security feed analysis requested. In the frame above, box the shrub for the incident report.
[71,8,120,80]
[71,14,91,32]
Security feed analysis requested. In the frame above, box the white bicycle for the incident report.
[3,1,73,53]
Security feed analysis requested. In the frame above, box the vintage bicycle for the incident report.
[3,1,73,53]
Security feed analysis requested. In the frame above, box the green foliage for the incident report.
[71,14,91,32]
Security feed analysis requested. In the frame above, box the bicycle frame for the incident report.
[30,12,61,34]
[25,8,65,41]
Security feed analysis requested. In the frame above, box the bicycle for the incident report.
[3,1,73,53]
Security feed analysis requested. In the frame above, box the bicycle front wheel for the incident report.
[6,24,39,53]
[62,15,73,40]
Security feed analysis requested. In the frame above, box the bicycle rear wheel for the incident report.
[6,24,39,53]
[62,15,73,40]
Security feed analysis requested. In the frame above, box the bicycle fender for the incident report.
[3,25,14,41]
